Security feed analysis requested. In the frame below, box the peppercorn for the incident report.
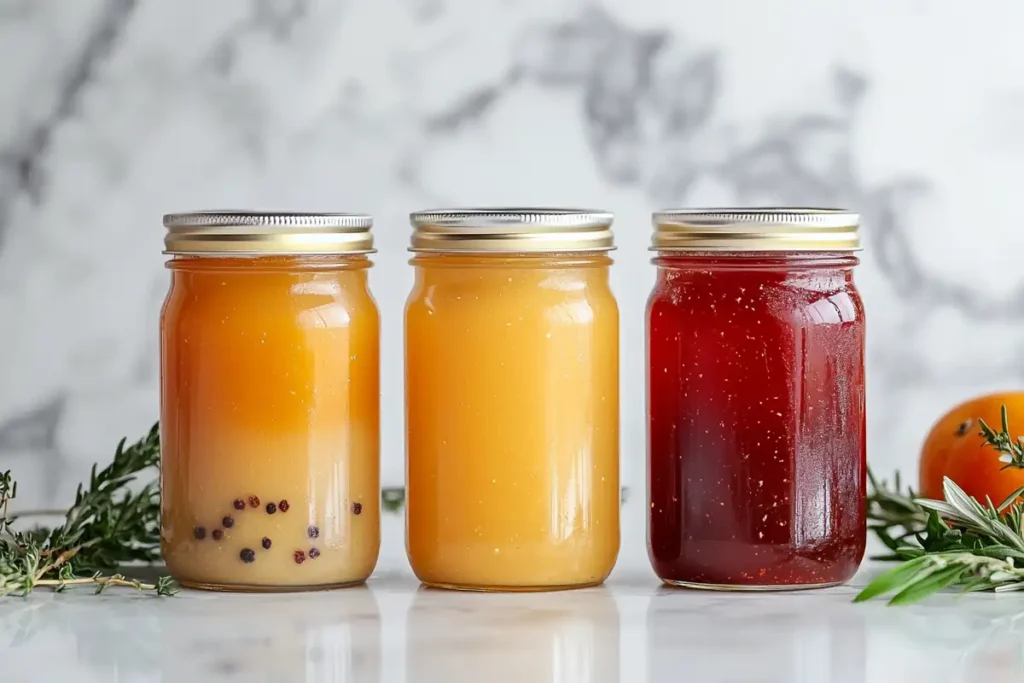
[278,500,290,512]
[293,550,306,564]
[248,495,260,508]
[352,502,362,515]
[222,516,234,528]
[265,502,277,515]
[262,537,272,550]
[233,499,245,511]
[193,526,206,540]
[309,547,320,559]
[240,548,256,563]
[307,525,319,539]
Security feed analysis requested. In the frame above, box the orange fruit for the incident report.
[919,392,1024,504]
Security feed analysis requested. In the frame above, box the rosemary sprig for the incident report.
[866,469,929,560]
[979,405,1024,470]
[0,424,176,597]
[858,403,1024,604]
[856,477,1024,604]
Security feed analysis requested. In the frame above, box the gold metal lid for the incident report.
[651,208,860,252]
[163,211,375,256]
[409,208,615,253]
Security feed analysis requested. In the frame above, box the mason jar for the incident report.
[160,211,380,591]
[405,208,620,591]
[647,208,866,589]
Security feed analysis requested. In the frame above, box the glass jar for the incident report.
[646,208,866,590]
[160,211,380,591]
[405,208,620,591]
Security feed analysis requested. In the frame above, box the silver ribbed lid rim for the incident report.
[651,207,860,252]
[410,208,614,229]
[163,210,375,255]
[409,207,615,253]
[164,210,373,229]
[652,208,859,229]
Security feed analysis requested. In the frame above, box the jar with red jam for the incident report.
[646,208,866,590]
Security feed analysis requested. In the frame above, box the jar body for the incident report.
[646,252,866,589]
[160,255,380,591]
[405,254,620,590]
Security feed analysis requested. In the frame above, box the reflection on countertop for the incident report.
[1,564,1024,682]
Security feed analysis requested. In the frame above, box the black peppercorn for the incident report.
[222,516,234,528]
[265,502,277,515]
[307,525,319,539]
[352,502,362,516]
[278,500,290,512]
[309,547,320,559]
[240,548,256,563]
[212,529,224,541]
[233,499,245,511]
[293,550,306,564]
[193,526,206,540]
[248,495,260,508]
[262,537,272,550]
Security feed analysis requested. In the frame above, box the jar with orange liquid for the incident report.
[160,211,379,591]
[405,208,620,591]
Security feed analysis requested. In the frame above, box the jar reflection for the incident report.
[646,588,865,683]
[158,587,382,682]
[407,587,619,683]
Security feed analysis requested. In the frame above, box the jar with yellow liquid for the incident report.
[405,208,620,591]
[160,211,380,591]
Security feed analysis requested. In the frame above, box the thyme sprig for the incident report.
[0,424,176,597]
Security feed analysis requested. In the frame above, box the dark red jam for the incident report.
[647,252,866,588]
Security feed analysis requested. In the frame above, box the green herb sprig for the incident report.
[0,424,176,597]
[979,405,1024,470]
[859,406,1024,604]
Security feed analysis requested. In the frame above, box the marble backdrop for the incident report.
[0,0,1020,571]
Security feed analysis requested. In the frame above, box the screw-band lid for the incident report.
[651,208,860,252]
[163,211,375,256]
[409,208,615,253]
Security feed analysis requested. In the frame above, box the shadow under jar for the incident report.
[405,208,620,592]
[646,208,866,590]
[160,211,380,592]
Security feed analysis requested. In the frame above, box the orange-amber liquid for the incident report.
[405,254,620,590]
[160,256,379,590]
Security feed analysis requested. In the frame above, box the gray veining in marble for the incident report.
[0,0,1021,577]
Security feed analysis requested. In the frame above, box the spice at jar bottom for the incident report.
[159,211,381,592]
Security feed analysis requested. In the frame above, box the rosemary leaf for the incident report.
[887,563,969,606]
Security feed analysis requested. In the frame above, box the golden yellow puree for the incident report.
[160,256,379,590]
[405,253,620,590]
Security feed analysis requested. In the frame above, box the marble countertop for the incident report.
[0,562,1021,683]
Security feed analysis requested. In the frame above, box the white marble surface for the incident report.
[1,562,1022,683]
